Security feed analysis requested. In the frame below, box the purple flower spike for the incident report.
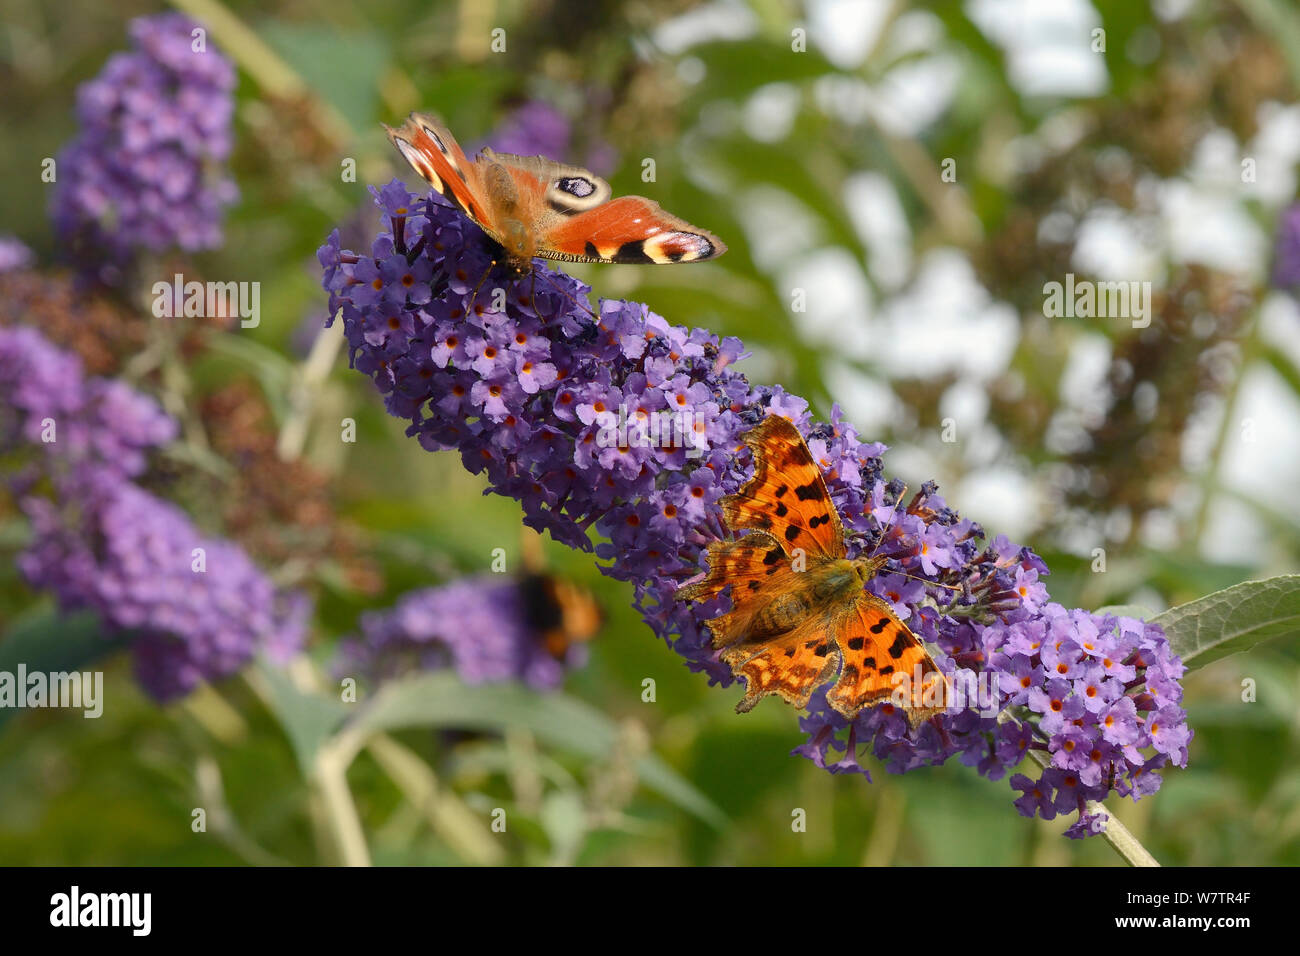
[334,576,585,690]
[2,325,308,701]
[318,180,1191,837]
[51,13,237,284]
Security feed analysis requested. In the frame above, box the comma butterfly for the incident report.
[385,113,727,272]
[678,414,951,727]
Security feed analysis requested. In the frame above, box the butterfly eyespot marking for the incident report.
[847,636,865,651]
[869,617,889,634]
[558,176,596,197]
[638,231,718,264]
[546,174,612,214]
[888,633,909,659]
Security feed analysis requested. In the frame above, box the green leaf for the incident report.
[253,660,349,772]
[257,23,387,134]
[349,672,727,829]
[1152,575,1300,670]
[0,609,125,732]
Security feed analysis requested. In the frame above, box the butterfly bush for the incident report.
[0,325,308,700]
[335,576,583,689]
[318,181,1191,837]
[51,12,237,285]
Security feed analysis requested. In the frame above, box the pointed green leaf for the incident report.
[1151,575,1300,669]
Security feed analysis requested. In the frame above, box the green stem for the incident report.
[1001,711,1161,866]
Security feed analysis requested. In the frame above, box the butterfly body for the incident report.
[679,415,950,726]
[385,113,726,272]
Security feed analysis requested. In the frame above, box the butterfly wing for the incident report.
[537,196,727,264]
[722,414,847,560]
[724,612,843,713]
[678,532,842,713]
[481,151,724,264]
[677,531,794,644]
[384,113,494,229]
[825,593,950,727]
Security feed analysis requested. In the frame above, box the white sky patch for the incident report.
[1045,333,1111,455]
[1057,332,1111,409]
[1258,291,1300,371]
[823,360,903,438]
[956,464,1038,541]
[653,0,758,55]
[887,9,948,58]
[941,379,1007,468]
[873,249,1019,379]
[1159,178,1267,277]
[743,83,801,143]
[1072,207,1163,281]
[1198,496,1269,566]
[812,74,874,127]
[807,0,891,69]
[866,53,962,137]
[779,247,875,359]
[1219,362,1300,499]
[1188,127,1249,190]
[1247,102,1300,206]
[733,184,823,272]
[844,171,912,291]
[1180,393,1224,474]
[965,0,1108,97]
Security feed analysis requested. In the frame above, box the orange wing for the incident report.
[538,196,726,264]
[678,532,841,713]
[723,613,842,712]
[677,530,797,649]
[825,594,950,727]
[722,415,846,560]
[384,113,494,228]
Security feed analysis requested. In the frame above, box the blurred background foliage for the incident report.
[1,0,1299,865]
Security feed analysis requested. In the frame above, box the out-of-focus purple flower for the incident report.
[20,483,309,700]
[477,101,572,160]
[0,236,34,274]
[317,181,1190,837]
[1273,203,1300,289]
[335,576,582,690]
[50,13,237,285]
[1,325,308,701]
[0,324,175,485]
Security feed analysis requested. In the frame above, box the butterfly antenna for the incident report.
[466,259,499,313]
[865,483,962,594]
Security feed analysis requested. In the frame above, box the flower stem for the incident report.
[1002,710,1161,866]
